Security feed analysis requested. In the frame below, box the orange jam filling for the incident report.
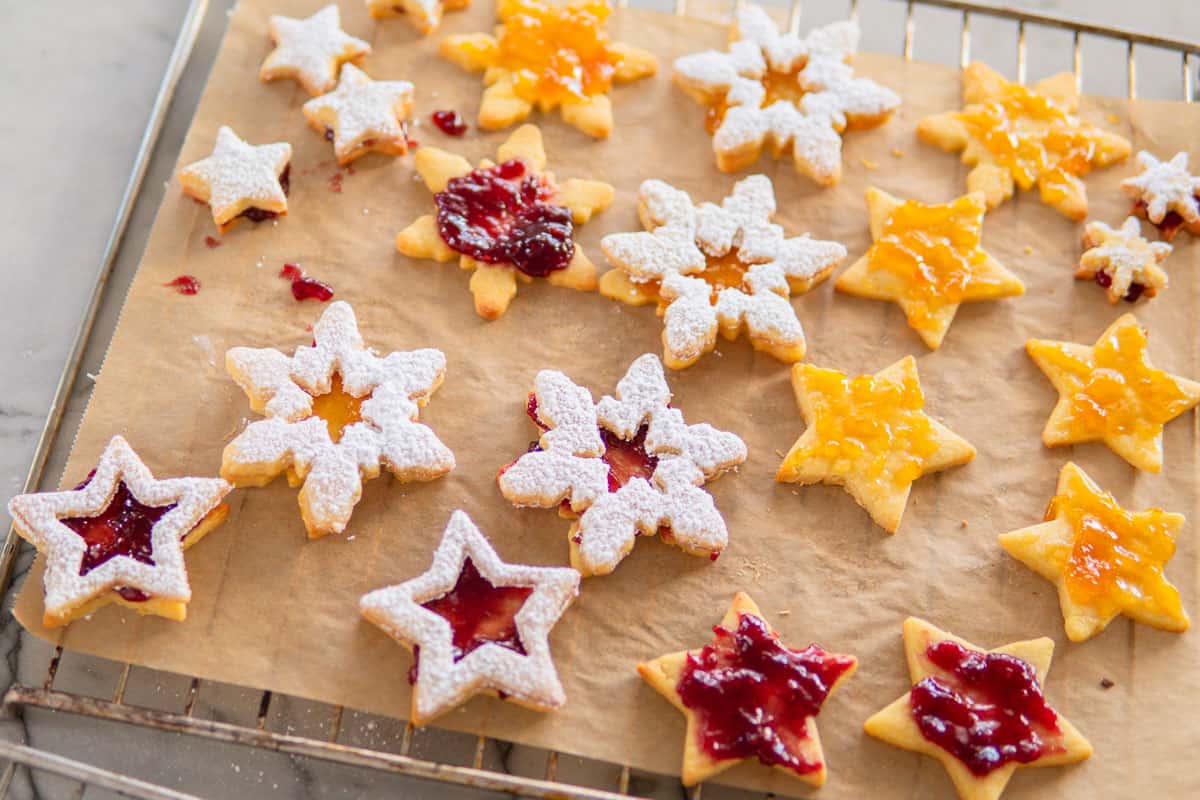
[309,374,364,443]
[698,249,750,301]
[495,0,620,106]
[705,69,806,133]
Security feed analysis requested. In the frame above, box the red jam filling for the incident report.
[419,558,533,664]
[164,275,200,295]
[279,264,334,302]
[1092,269,1145,302]
[1133,198,1193,241]
[431,110,469,136]
[909,640,1062,776]
[675,613,855,772]
[434,159,574,278]
[238,165,291,222]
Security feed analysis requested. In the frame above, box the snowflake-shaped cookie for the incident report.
[1076,217,1170,304]
[367,0,469,35]
[179,126,292,234]
[498,354,747,576]
[221,301,454,538]
[1122,151,1200,240]
[7,436,231,628]
[673,4,899,183]
[302,64,415,166]
[360,510,580,725]
[260,5,371,96]
[600,175,846,369]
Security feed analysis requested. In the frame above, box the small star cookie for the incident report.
[179,126,292,234]
[1076,217,1170,304]
[600,175,846,369]
[260,5,371,97]
[498,353,747,576]
[1026,313,1200,473]
[999,461,1189,642]
[864,618,1092,800]
[359,510,580,725]
[638,592,857,788]
[439,0,657,138]
[917,61,1130,220]
[366,0,469,35]
[302,64,415,166]
[7,436,231,628]
[673,4,899,182]
[1121,151,1200,240]
[776,356,976,533]
[396,125,613,320]
[835,189,1024,350]
[221,301,454,538]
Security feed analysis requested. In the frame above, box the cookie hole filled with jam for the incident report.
[308,373,364,443]
[420,558,533,662]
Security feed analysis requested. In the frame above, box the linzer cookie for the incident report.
[367,0,468,35]
[600,175,846,369]
[221,301,454,538]
[7,436,231,628]
[1076,217,1170,304]
[260,4,371,96]
[359,510,580,725]
[302,64,415,166]
[1121,151,1200,240]
[179,126,292,234]
[498,354,746,576]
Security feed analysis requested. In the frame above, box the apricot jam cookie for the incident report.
[302,64,415,166]
[864,618,1092,800]
[1121,151,1200,241]
[999,462,1188,642]
[776,356,975,533]
[366,0,468,35]
[396,125,612,320]
[673,4,899,183]
[1076,217,1170,304]
[360,510,579,725]
[260,5,370,96]
[835,188,1024,350]
[638,592,857,788]
[498,354,746,577]
[179,126,292,235]
[918,61,1130,220]
[600,175,846,369]
[221,301,454,538]
[1026,314,1200,473]
[438,0,657,138]
[7,436,231,628]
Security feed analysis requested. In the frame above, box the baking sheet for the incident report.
[14,0,1200,796]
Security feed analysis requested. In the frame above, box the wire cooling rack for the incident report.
[2,1,1196,798]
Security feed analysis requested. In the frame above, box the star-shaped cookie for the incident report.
[396,125,613,320]
[999,461,1188,642]
[260,5,371,96]
[1121,151,1200,240]
[776,356,976,532]
[7,436,231,628]
[864,618,1092,800]
[179,126,292,234]
[366,0,469,35]
[359,510,580,725]
[1026,313,1200,472]
[302,64,415,166]
[1076,216,1170,303]
[637,592,857,787]
[918,61,1130,220]
[835,188,1024,350]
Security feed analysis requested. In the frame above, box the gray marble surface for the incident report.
[0,1,1195,797]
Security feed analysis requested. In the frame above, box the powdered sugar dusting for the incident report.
[302,64,415,164]
[1122,151,1200,226]
[261,5,371,96]
[179,127,291,227]
[1078,217,1171,303]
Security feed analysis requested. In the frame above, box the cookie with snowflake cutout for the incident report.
[360,510,580,724]
[673,4,899,183]
[179,126,292,235]
[498,354,747,577]
[1076,217,1170,304]
[7,436,231,628]
[367,0,468,35]
[396,125,613,320]
[1121,151,1200,241]
[260,5,371,97]
[302,64,415,166]
[221,301,454,538]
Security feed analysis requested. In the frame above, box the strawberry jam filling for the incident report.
[431,110,468,136]
[417,558,533,668]
[1133,198,1195,241]
[238,165,291,222]
[280,263,334,302]
[1092,268,1145,302]
[909,640,1062,776]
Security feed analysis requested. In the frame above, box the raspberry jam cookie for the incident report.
[359,510,580,725]
[776,356,976,533]
[999,462,1188,642]
[366,0,468,35]
[1076,217,1170,304]
[835,188,1024,350]
[438,0,657,138]
[600,176,846,369]
[7,436,231,628]
[498,354,746,576]
[673,5,899,183]
[302,64,415,166]
[864,618,1092,800]
[638,592,857,787]
[1121,151,1200,241]
[1026,314,1200,473]
[179,126,292,235]
[221,301,454,538]
[396,125,613,320]
[260,5,371,96]
[918,62,1130,220]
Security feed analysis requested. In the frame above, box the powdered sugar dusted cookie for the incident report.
[179,126,292,234]
[260,5,371,96]
[221,301,454,538]
[367,0,469,35]
[1121,151,1200,240]
[600,175,846,369]
[7,436,231,628]
[1076,217,1170,304]
[498,354,747,576]
[673,4,899,182]
[360,510,580,725]
[302,64,415,166]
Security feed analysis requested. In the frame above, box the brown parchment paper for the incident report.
[15,0,1200,796]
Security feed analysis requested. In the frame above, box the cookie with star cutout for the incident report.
[1076,217,1170,303]
[179,126,292,234]
[1121,151,1200,240]
[302,64,414,166]
[359,510,580,725]
[260,5,371,96]
[7,436,231,628]
[366,0,468,35]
